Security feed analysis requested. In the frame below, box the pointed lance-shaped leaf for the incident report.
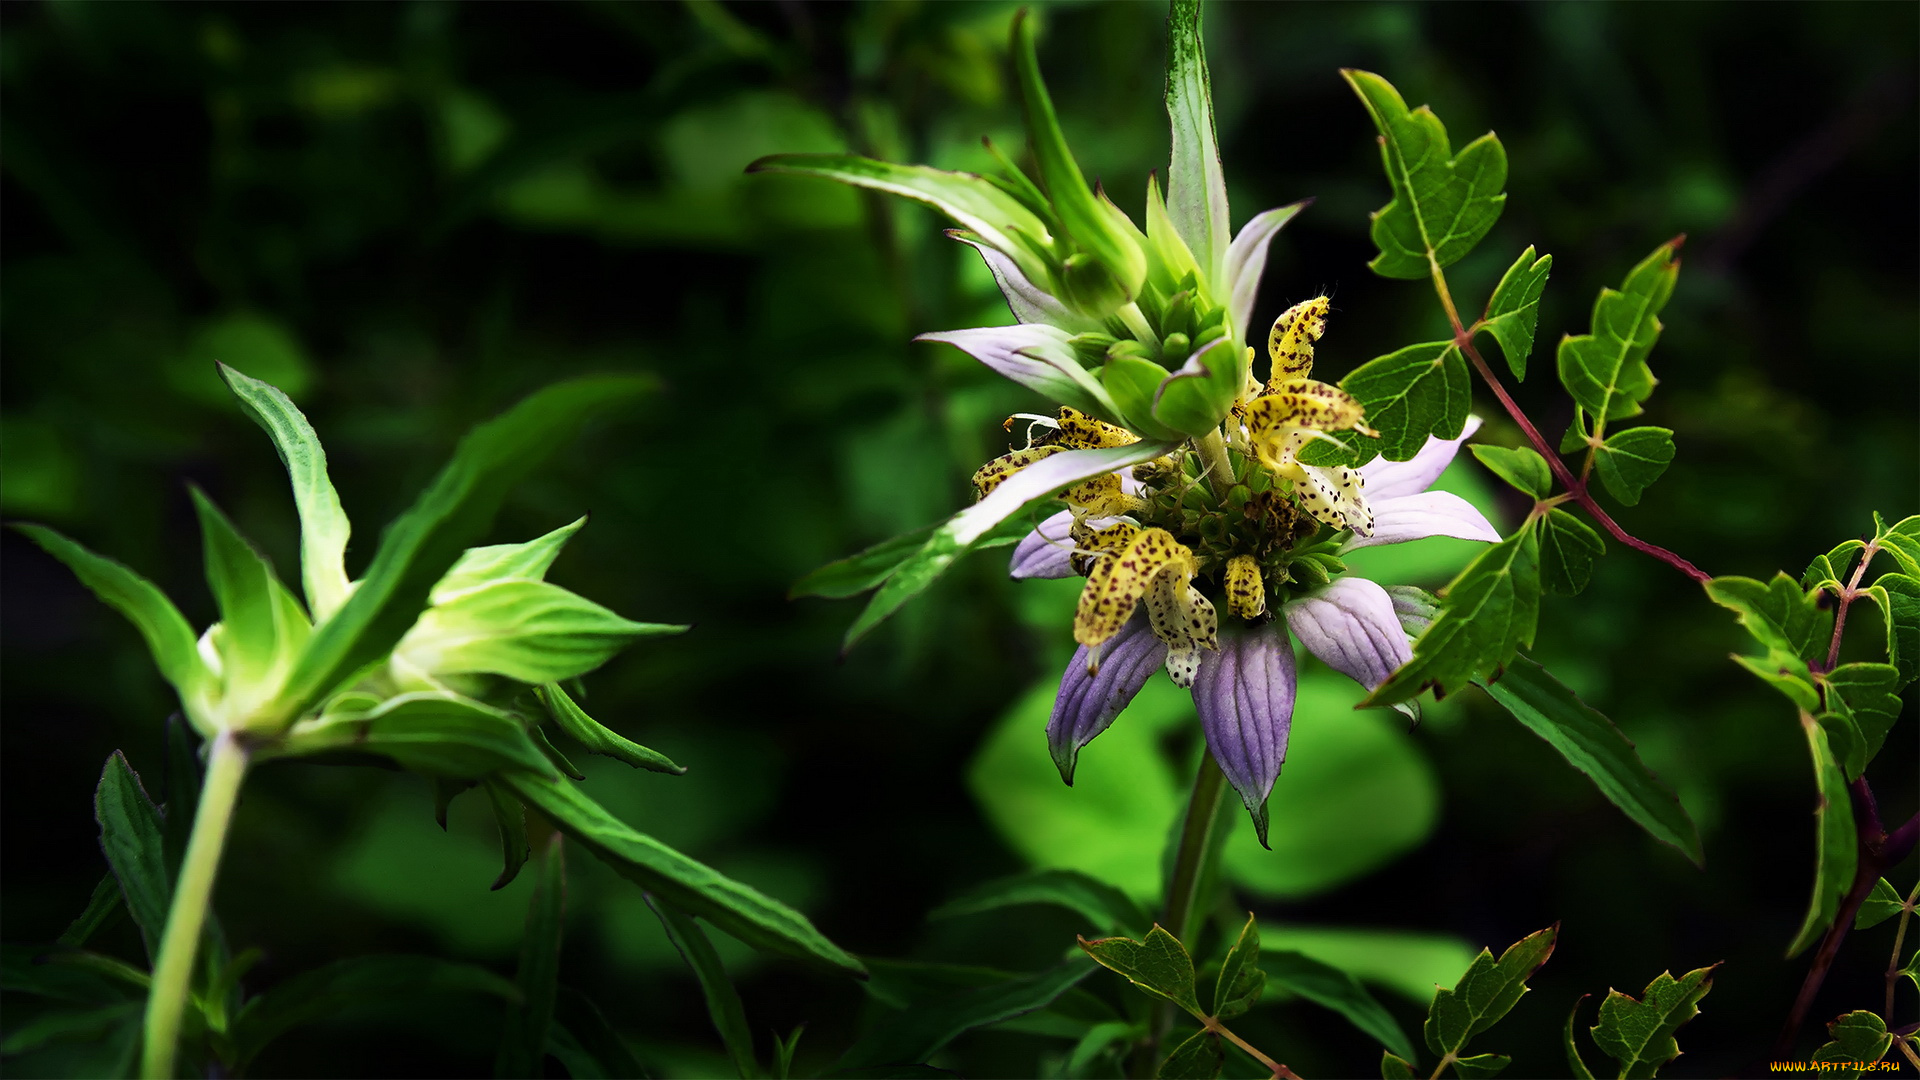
[219,364,354,621]
[191,487,306,694]
[95,752,171,964]
[834,959,1097,1071]
[1164,0,1230,286]
[1788,718,1857,957]
[268,692,559,781]
[649,897,762,1079]
[1479,248,1552,379]
[431,516,586,603]
[538,683,685,775]
[397,578,683,685]
[1342,70,1507,280]
[497,835,565,1079]
[1557,239,1681,424]
[482,781,529,891]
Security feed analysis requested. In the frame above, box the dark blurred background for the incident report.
[3,1,1914,1076]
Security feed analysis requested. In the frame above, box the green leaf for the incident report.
[498,835,565,1079]
[219,364,353,620]
[1477,657,1702,864]
[191,487,306,688]
[502,770,865,977]
[273,693,558,780]
[537,683,684,774]
[746,156,1055,288]
[552,986,647,1080]
[57,876,126,949]
[1875,513,1920,577]
[1479,248,1552,378]
[1560,409,1590,455]
[431,516,587,603]
[1010,11,1146,302]
[1824,663,1902,775]
[1788,720,1857,957]
[1468,445,1550,499]
[1592,427,1676,506]
[94,753,170,963]
[1871,573,1920,685]
[531,724,584,781]
[1803,539,1867,592]
[789,524,938,601]
[649,897,761,1079]
[1423,925,1557,1061]
[1261,950,1413,1061]
[1342,70,1507,279]
[274,374,653,720]
[771,1022,806,1080]
[400,578,683,684]
[1367,525,1541,705]
[929,868,1152,936]
[14,525,209,703]
[1556,240,1680,423]
[1538,509,1605,597]
[1453,1054,1511,1078]
[1811,1011,1894,1078]
[1381,1051,1417,1079]
[1589,965,1717,1079]
[1565,995,1598,1080]
[1152,337,1243,438]
[1337,341,1472,463]
[1853,879,1905,930]
[1164,0,1229,287]
[1706,573,1832,663]
[0,1001,143,1057]
[837,959,1097,1071]
[483,781,529,891]
[229,955,521,1069]
[1157,1028,1223,1080]
[1078,925,1202,1016]
[1213,913,1263,1019]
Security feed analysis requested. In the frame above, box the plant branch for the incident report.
[1887,880,1919,1021]
[1818,544,1878,674]
[1204,1016,1298,1079]
[142,731,250,1080]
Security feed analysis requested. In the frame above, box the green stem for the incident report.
[1136,752,1231,1074]
[1192,429,1236,500]
[142,731,250,1080]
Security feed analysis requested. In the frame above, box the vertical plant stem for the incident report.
[1887,881,1919,1020]
[142,732,250,1080]
[1192,429,1236,500]
[1136,752,1230,1074]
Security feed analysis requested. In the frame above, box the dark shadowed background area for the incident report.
[3,1,1915,1075]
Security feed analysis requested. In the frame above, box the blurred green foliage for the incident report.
[2,1,1913,1075]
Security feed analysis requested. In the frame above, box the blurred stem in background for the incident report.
[1139,751,1230,1073]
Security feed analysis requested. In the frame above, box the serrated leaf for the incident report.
[1590,965,1716,1079]
[1875,513,1920,577]
[1335,341,1472,463]
[836,959,1097,1071]
[1565,995,1598,1080]
[1823,663,1902,775]
[1811,1011,1894,1078]
[1453,1054,1510,1078]
[1078,926,1201,1017]
[14,525,208,703]
[929,868,1152,936]
[1706,573,1832,664]
[399,579,683,685]
[483,780,529,891]
[1538,509,1605,597]
[1164,0,1230,286]
[498,835,565,1079]
[1423,925,1557,1060]
[431,516,586,603]
[273,693,557,780]
[1468,445,1550,498]
[1367,525,1541,705]
[1158,1028,1223,1080]
[1733,654,1821,712]
[272,375,653,722]
[1213,913,1263,1019]
[1592,427,1675,506]
[746,156,1055,288]
[228,954,521,1068]
[1557,240,1680,423]
[219,364,353,620]
[1342,70,1506,280]
[1872,573,1920,685]
[1381,1051,1417,1079]
[94,753,170,965]
[502,770,864,977]
[1802,539,1866,593]
[1261,951,1413,1061]
[1853,879,1906,930]
[789,524,938,601]
[1478,656,1702,864]
[537,683,684,774]
[1788,719,1857,957]
[1480,248,1552,379]
[650,897,761,1079]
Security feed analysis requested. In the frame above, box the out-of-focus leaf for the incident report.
[1788,720,1857,957]
[929,868,1152,936]
[1565,995,1598,1080]
[1478,656,1702,864]
[1875,513,1920,577]
[1538,509,1605,597]
[502,771,864,977]
[1468,445,1550,499]
[274,375,654,719]
[1479,248,1552,379]
[1423,925,1557,1063]
[229,955,522,1068]
[497,835,566,1079]
[219,364,352,620]
[1592,427,1675,507]
[789,524,937,600]
[431,517,587,603]
[1589,965,1717,1079]
[94,753,170,963]
[14,525,208,700]
[1213,914,1263,1019]
[1157,1027,1222,1079]
[0,1001,142,1056]
[483,781,529,891]
[1853,878,1905,930]
[1342,70,1506,280]
[1381,1051,1417,1079]
[1556,241,1680,423]
[1335,341,1471,464]
[837,959,1096,1070]
[1077,926,1200,1016]
[538,683,685,774]
[57,876,125,949]
[1863,573,1919,686]
[1261,950,1412,1060]
[650,896,760,1079]
[1368,524,1541,705]
[551,986,645,1080]
[1811,1011,1894,1078]
[1452,1053,1511,1077]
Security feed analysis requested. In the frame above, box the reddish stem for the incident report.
[1818,545,1877,674]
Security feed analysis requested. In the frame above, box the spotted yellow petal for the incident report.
[1069,519,1140,576]
[1224,554,1267,619]
[1245,378,1374,435]
[1266,295,1329,386]
[1147,572,1219,688]
[1054,407,1139,450]
[971,445,1063,499]
[1062,471,1141,519]
[1073,527,1194,648]
[1295,463,1373,536]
